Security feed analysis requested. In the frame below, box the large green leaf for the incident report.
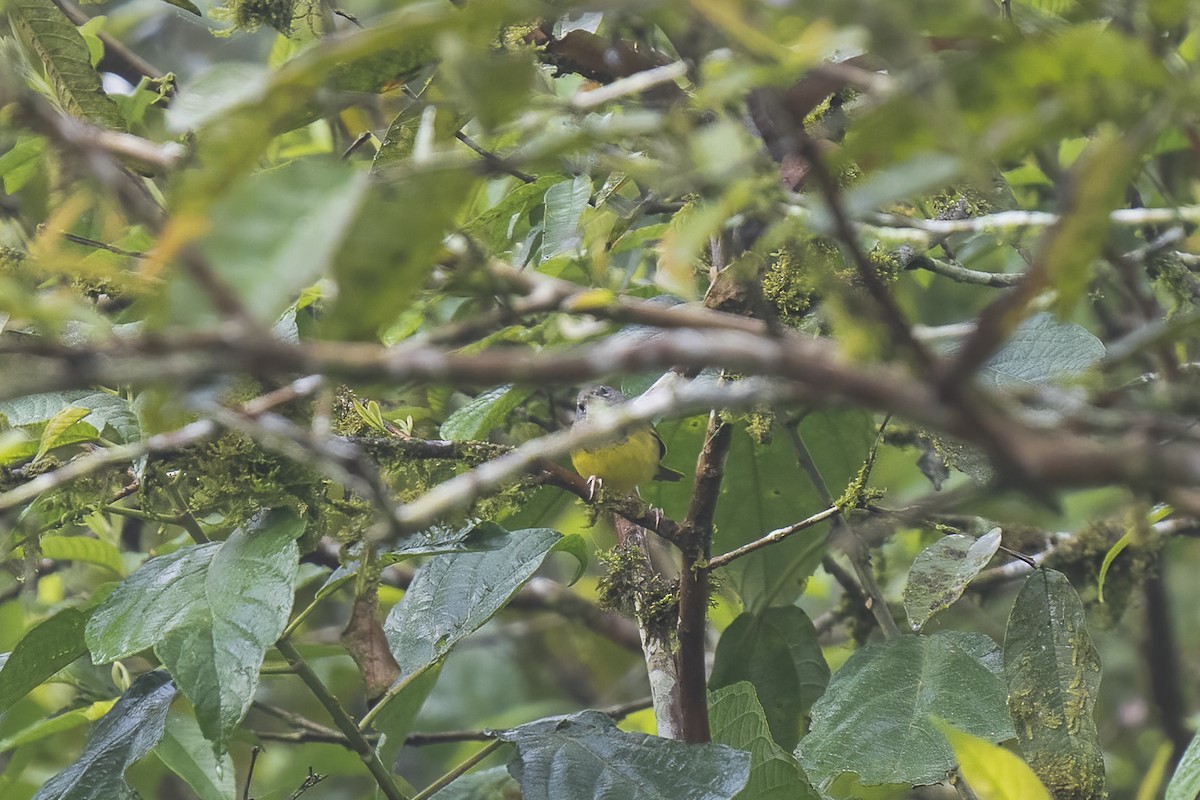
[0,608,89,715]
[797,631,1014,791]
[500,710,750,800]
[86,510,304,750]
[540,176,593,262]
[0,390,140,444]
[85,542,221,663]
[7,0,125,130]
[326,168,476,340]
[34,670,177,800]
[152,511,303,749]
[384,527,583,677]
[709,682,819,800]
[315,522,511,604]
[980,315,1105,388]
[192,158,370,324]
[154,710,236,800]
[903,529,1001,630]
[709,606,830,750]
[440,385,534,441]
[1003,570,1104,800]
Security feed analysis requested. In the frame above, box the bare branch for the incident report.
[707,505,842,570]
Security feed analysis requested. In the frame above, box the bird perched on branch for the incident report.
[570,385,684,496]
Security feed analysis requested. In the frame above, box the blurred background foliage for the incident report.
[1,0,1200,797]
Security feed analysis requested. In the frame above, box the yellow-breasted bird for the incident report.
[569,385,684,494]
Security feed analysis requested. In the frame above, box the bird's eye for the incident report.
[577,401,585,412]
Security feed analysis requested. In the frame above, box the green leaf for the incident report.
[152,509,303,749]
[326,168,476,339]
[38,535,123,574]
[1096,526,1135,604]
[1167,730,1200,800]
[709,606,830,750]
[384,527,571,677]
[0,700,115,754]
[430,766,519,799]
[797,631,1015,791]
[164,62,269,134]
[932,718,1051,800]
[981,314,1105,387]
[0,608,89,715]
[34,406,91,462]
[709,682,820,800]
[903,529,1002,630]
[372,666,440,792]
[440,38,535,132]
[462,175,561,253]
[154,710,236,800]
[540,176,593,262]
[0,136,46,194]
[192,158,370,324]
[8,0,125,130]
[85,542,221,663]
[315,522,512,603]
[0,390,140,444]
[1003,569,1105,800]
[1041,132,1141,316]
[86,510,304,750]
[500,710,750,800]
[441,385,534,441]
[34,670,177,800]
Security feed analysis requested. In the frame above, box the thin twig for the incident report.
[288,768,328,800]
[706,505,841,569]
[242,746,261,800]
[454,131,536,183]
[61,233,146,258]
[275,638,410,800]
[570,61,688,109]
[788,422,899,637]
[411,740,503,800]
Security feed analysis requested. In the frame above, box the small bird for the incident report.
[569,385,684,495]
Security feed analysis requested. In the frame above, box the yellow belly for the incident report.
[570,428,662,493]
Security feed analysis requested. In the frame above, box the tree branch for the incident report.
[676,410,734,743]
[275,638,410,800]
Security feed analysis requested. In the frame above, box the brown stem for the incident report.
[676,411,734,742]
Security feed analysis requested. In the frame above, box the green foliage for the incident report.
[903,528,1001,630]
[383,526,585,683]
[87,509,303,750]
[499,710,750,800]
[6,0,125,130]
[1003,570,1105,800]
[34,671,176,800]
[709,606,829,750]
[2,0,1198,796]
[709,682,819,800]
[798,632,1014,791]
[932,718,1051,800]
[0,608,89,715]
